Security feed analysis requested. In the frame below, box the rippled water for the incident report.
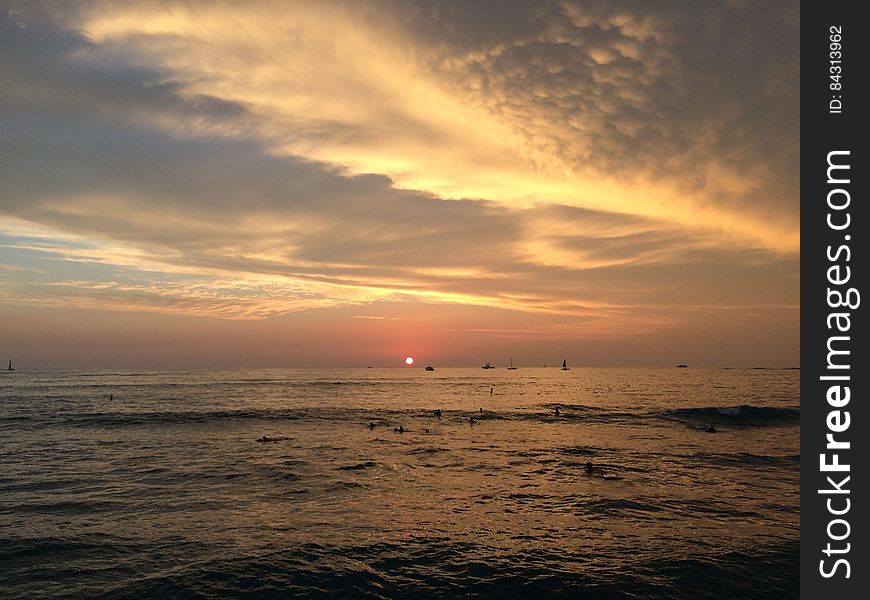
[0,368,799,598]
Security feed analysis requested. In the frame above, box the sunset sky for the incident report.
[1,1,799,368]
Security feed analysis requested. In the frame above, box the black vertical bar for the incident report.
[801,1,867,597]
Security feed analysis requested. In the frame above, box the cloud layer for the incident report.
[0,1,799,366]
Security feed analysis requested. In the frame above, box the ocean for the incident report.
[0,367,799,598]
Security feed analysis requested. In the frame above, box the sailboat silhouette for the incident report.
[507,357,517,370]
[561,358,570,371]
[7,360,14,371]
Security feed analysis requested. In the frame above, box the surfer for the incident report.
[585,461,617,479]
[555,407,560,416]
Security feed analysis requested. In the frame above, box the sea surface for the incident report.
[0,367,799,598]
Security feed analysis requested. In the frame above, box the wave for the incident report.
[337,461,377,471]
[692,452,800,468]
[63,409,305,427]
[2,403,799,430]
[2,537,795,599]
[660,405,799,427]
[535,403,798,428]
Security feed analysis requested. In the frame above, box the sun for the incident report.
[404,356,414,365]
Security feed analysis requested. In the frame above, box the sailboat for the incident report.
[425,365,435,371]
[561,358,570,371]
[7,360,13,372]
[507,357,517,370]
[481,361,495,369]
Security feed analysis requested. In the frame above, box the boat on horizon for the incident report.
[7,360,13,372]
[676,364,688,368]
[561,358,570,371]
[425,365,435,371]
[507,357,517,370]
[481,361,495,369]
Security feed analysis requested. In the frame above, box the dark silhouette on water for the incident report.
[490,387,493,396]
[507,357,517,370]
[586,460,619,480]
[109,393,113,401]
[393,426,404,433]
[676,364,688,368]
[424,365,435,371]
[554,407,560,416]
[469,417,476,426]
[433,409,442,417]
[706,424,717,433]
[367,422,376,429]
[481,361,494,369]
[561,358,570,371]
[7,360,13,371]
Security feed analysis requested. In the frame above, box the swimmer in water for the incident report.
[479,407,484,413]
[706,424,717,433]
[393,425,404,433]
[586,461,593,473]
[434,409,442,417]
[469,417,476,426]
[367,422,376,429]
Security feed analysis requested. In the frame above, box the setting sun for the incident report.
[404,356,414,366]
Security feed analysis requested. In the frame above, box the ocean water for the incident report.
[0,368,799,598]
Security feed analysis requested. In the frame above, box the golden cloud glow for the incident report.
[0,2,800,366]
[72,1,798,253]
